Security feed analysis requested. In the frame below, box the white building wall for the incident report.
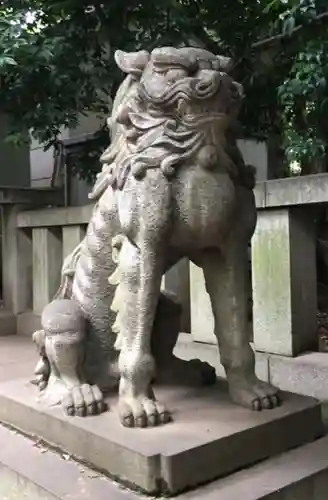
[237,139,268,182]
[30,114,105,204]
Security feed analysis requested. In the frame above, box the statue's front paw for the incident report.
[31,357,50,391]
[118,396,172,428]
[63,384,107,417]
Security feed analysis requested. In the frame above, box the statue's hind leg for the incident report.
[201,243,280,411]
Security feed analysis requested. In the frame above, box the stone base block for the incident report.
[0,379,323,496]
[180,435,328,500]
[262,350,328,401]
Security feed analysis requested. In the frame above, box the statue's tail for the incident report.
[53,242,83,300]
[108,234,126,351]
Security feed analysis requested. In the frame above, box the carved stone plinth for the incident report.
[0,379,323,496]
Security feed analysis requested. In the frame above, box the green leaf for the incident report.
[0,56,17,67]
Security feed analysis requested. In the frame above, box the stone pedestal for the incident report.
[0,379,323,496]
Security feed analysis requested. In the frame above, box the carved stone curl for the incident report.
[33,45,279,428]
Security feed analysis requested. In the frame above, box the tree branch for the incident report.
[252,11,328,51]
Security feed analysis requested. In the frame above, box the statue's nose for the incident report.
[196,69,221,86]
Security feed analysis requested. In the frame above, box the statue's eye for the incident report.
[166,69,187,81]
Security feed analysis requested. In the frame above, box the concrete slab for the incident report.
[0,378,323,496]
[0,423,141,500]
[179,435,328,500]
[269,351,328,401]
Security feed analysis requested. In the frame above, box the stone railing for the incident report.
[251,175,321,357]
[0,186,63,334]
[2,174,328,358]
[14,205,92,315]
[191,173,328,359]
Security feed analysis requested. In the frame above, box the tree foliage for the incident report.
[1,0,328,180]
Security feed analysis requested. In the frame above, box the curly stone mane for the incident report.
[89,48,242,201]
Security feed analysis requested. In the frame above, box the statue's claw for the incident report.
[118,396,172,428]
[31,357,50,391]
[228,377,281,411]
[63,384,107,417]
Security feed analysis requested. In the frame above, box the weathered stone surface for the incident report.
[0,423,140,500]
[0,379,323,496]
[268,351,328,401]
[189,262,216,344]
[1,417,328,500]
[255,173,328,208]
[32,227,62,314]
[29,45,282,429]
[2,205,33,314]
[252,207,317,356]
[62,225,86,261]
[0,187,62,205]
[16,205,93,228]
[179,435,328,500]
[254,182,266,208]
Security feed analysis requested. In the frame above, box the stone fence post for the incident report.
[0,188,63,321]
[252,207,317,356]
[251,176,325,357]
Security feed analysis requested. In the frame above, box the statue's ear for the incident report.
[114,50,150,77]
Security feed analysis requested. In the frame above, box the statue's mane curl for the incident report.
[89,49,240,201]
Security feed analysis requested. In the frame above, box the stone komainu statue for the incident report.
[32,47,279,428]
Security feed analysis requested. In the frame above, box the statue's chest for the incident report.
[171,166,237,249]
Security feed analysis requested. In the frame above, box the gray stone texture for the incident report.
[1,188,63,316]
[179,435,328,500]
[0,378,323,496]
[254,173,328,208]
[252,207,317,356]
[0,336,327,499]
[0,422,140,500]
[29,46,280,428]
[32,227,62,313]
[268,351,328,400]
[189,262,216,344]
